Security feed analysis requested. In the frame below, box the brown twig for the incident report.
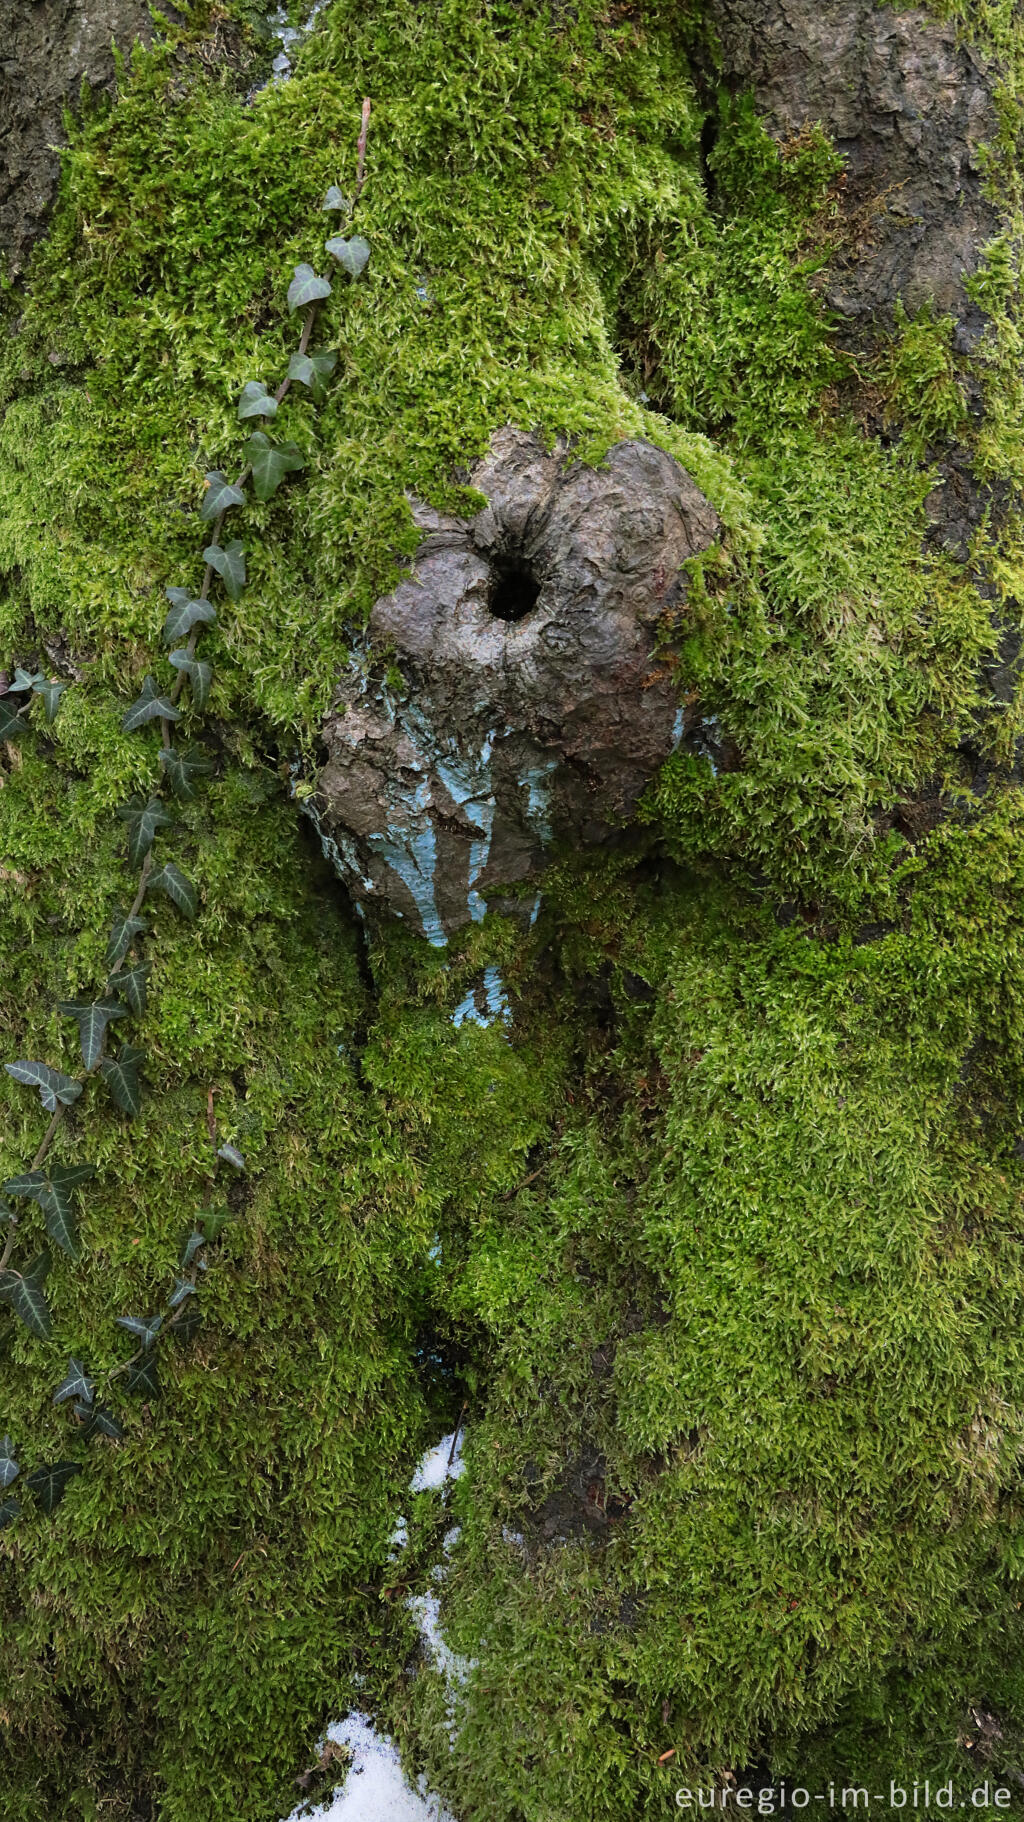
[446,1402,468,1473]
[501,1163,545,1201]
[355,98,371,202]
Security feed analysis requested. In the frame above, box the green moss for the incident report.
[2,0,1024,1816]
[875,303,970,454]
[402,831,1024,1816]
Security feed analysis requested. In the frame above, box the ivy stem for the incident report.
[0,1107,65,1271]
[103,1270,199,1382]
[128,850,154,924]
[0,1104,64,1269]
[0,1221,18,1275]
[3,108,375,1450]
[31,1109,64,1172]
[0,850,154,1271]
[269,302,318,414]
[0,842,153,1275]
[160,294,321,749]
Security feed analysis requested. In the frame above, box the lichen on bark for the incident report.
[1,1,1024,1818]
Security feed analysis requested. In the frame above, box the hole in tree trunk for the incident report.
[489,552,541,622]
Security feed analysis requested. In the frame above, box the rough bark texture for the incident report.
[705,0,998,336]
[313,430,719,942]
[0,0,164,274]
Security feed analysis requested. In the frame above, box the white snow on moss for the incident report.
[282,1432,467,1822]
[286,1713,454,1821]
[268,0,327,80]
[409,1428,465,1492]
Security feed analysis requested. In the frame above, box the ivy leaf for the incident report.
[122,676,180,732]
[148,862,197,919]
[0,1251,52,1339]
[201,471,246,522]
[167,650,213,713]
[33,1165,95,1260]
[287,263,331,312]
[116,1313,163,1348]
[168,1277,196,1309]
[204,540,246,602]
[116,796,174,870]
[180,1229,206,1269]
[159,745,213,801]
[2,1171,45,1200]
[49,1164,96,1193]
[0,697,26,740]
[325,234,370,278]
[0,1436,18,1489]
[8,668,45,692]
[0,1498,19,1527]
[321,185,349,212]
[5,1060,82,1112]
[246,431,305,503]
[216,1143,245,1171]
[287,348,337,402]
[37,1187,79,1259]
[201,1207,233,1244]
[126,1353,160,1398]
[308,347,338,378]
[0,1199,14,1223]
[170,1298,202,1344]
[25,1460,82,1515]
[32,678,67,724]
[58,998,129,1071]
[237,380,278,421]
[98,1046,145,1117]
[49,1163,96,1194]
[2,1163,93,1259]
[76,1402,123,1441]
[106,908,147,968]
[163,592,216,646]
[106,961,151,1019]
[54,1358,94,1407]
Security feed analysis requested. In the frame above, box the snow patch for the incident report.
[282,1434,468,1821]
[268,0,328,81]
[410,1429,465,1493]
[284,1712,453,1821]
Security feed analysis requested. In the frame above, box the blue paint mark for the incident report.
[368,779,448,946]
[483,966,508,1021]
[522,758,558,843]
[451,967,510,1029]
[451,989,484,1029]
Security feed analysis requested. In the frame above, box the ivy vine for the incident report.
[0,100,373,1526]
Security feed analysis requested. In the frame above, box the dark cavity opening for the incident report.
[489,551,541,623]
